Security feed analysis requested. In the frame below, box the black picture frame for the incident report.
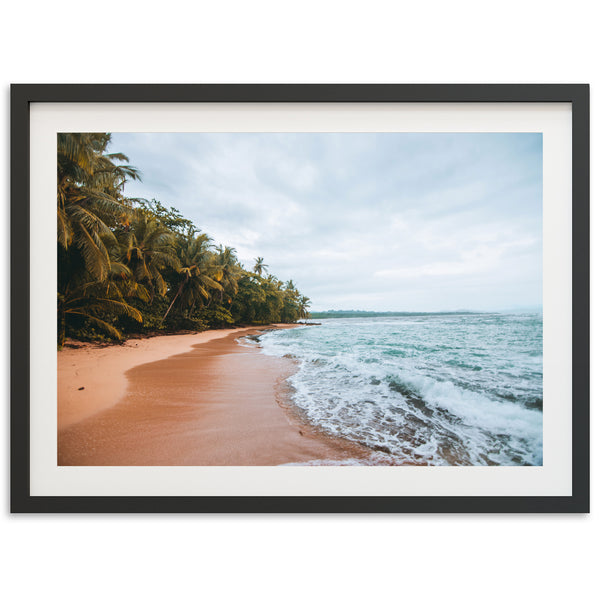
[11,84,590,513]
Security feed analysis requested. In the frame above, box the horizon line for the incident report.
[309,307,543,314]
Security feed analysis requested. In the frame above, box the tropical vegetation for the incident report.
[57,133,311,346]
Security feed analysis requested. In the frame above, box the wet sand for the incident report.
[58,326,369,466]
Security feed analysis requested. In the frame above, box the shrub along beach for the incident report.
[56,133,363,466]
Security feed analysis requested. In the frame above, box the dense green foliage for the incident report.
[57,133,310,346]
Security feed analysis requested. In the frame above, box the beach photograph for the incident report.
[57,131,543,467]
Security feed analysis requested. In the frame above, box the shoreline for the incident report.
[58,325,370,466]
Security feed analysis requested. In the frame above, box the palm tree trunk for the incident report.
[161,280,185,324]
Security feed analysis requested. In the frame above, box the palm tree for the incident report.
[253,256,268,277]
[116,208,180,301]
[59,277,144,346]
[230,274,267,324]
[299,295,311,322]
[57,133,145,344]
[257,276,284,323]
[213,245,242,303]
[57,133,140,282]
[161,232,223,323]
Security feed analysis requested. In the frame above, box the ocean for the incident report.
[255,314,543,466]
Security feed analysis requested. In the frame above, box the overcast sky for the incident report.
[111,132,542,312]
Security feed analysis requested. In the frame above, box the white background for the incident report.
[1,1,597,599]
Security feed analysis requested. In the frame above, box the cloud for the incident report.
[374,236,538,280]
[112,132,543,311]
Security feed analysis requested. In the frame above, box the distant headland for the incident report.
[308,310,484,319]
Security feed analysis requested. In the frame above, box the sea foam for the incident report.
[258,314,543,466]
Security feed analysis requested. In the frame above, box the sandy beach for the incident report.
[58,326,369,466]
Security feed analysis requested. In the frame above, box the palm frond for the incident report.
[75,225,111,281]
[65,311,123,339]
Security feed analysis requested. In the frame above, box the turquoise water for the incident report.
[257,314,543,466]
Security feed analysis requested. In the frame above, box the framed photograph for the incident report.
[11,84,589,513]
